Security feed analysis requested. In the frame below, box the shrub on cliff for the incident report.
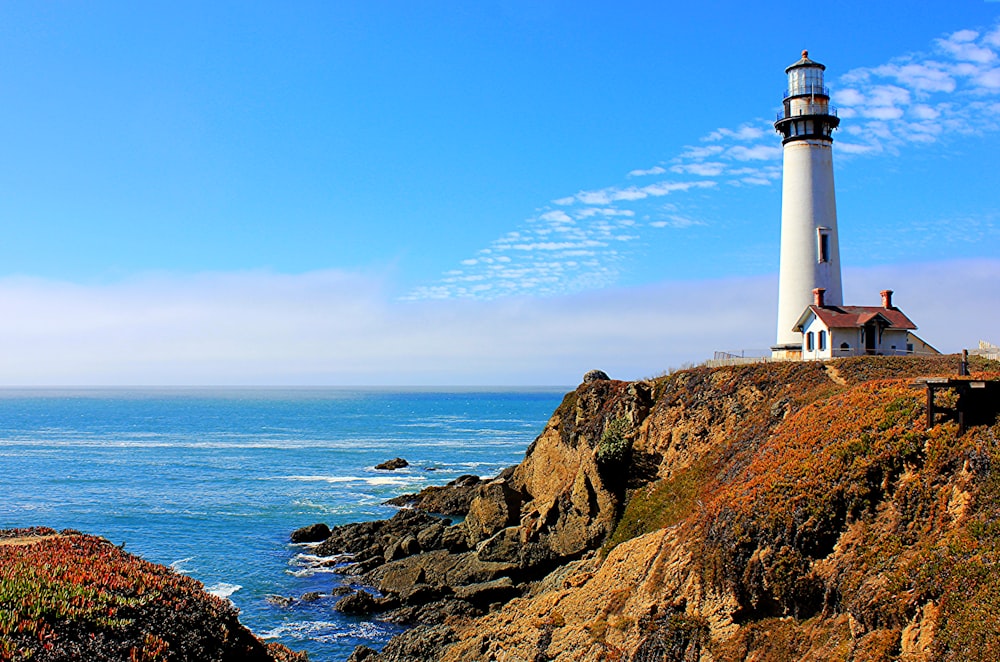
[0,530,306,662]
[596,416,631,467]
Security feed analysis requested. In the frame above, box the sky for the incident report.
[1,1,999,385]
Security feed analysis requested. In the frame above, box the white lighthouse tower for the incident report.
[772,51,843,359]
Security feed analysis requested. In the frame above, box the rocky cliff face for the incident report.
[316,355,1000,662]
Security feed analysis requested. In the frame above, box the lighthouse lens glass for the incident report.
[788,67,824,96]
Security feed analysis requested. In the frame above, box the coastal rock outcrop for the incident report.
[304,354,1000,661]
[583,369,610,383]
[384,474,483,515]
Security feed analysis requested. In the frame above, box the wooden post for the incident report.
[926,384,934,429]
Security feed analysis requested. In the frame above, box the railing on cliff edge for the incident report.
[703,346,946,368]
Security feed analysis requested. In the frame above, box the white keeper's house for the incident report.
[794,288,922,360]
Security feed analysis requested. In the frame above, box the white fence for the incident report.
[973,340,1000,361]
[704,350,775,367]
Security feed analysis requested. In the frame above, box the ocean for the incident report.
[0,387,567,661]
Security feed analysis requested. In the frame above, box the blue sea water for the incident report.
[0,387,567,661]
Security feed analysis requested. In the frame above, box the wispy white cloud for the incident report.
[410,20,1000,301]
[705,125,767,142]
[670,162,726,177]
[1,260,994,384]
[649,215,705,229]
[833,24,1000,153]
[628,165,666,177]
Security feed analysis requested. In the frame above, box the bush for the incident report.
[596,416,631,466]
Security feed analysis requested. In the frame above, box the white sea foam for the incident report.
[206,582,242,600]
[258,619,392,644]
[286,551,352,577]
[284,474,427,487]
[169,557,194,574]
[284,475,365,484]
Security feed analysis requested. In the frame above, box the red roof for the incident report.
[794,305,917,332]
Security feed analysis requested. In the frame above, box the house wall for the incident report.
[831,327,860,357]
[800,315,833,360]
[908,333,941,356]
[881,329,911,356]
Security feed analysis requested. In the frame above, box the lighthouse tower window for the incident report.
[818,228,831,263]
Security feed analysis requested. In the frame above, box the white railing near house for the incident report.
[704,350,776,367]
[704,345,942,367]
[972,340,1000,361]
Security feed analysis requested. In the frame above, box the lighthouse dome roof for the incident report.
[785,49,826,73]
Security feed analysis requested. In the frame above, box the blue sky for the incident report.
[1,1,999,384]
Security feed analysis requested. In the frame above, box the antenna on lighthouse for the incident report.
[771,51,843,359]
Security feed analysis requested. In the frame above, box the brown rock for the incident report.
[375,624,458,662]
[334,589,381,616]
[384,474,483,516]
[314,509,438,558]
[346,646,378,662]
[375,457,409,471]
[452,577,518,607]
[583,369,610,383]
[289,522,330,543]
[370,550,518,597]
[464,479,522,546]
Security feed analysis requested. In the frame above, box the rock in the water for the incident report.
[335,557,384,576]
[290,522,330,543]
[583,369,610,383]
[314,509,439,558]
[334,589,380,616]
[300,591,323,602]
[384,474,484,515]
[265,594,296,607]
[375,458,409,471]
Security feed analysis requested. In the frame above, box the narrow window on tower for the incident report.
[817,228,831,263]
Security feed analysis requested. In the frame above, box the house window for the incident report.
[818,228,831,263]
[806,332,815,352]
[818,331,827,351]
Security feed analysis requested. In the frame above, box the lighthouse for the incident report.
[771,51,843,359]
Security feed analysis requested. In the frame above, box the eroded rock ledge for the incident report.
[296,356,1000,662]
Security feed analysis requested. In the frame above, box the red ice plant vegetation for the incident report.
[0,529,305,662]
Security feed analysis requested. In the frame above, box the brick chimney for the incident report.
[813,288,826,307]
[880,289,893,309]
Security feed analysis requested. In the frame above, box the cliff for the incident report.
[321,355,1000,662]
[0,529,306,662]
